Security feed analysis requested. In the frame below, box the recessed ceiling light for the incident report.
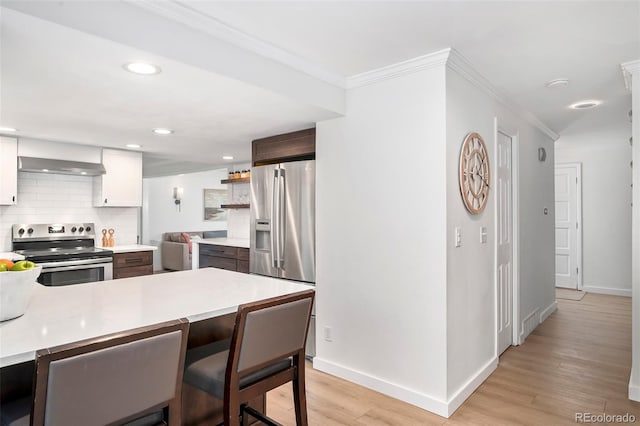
[126,144,142,149]
[545,78,569,89]
[0,126,17,132]
[222,156,234,160]
[124,62,161,75]
[81,172,87,175]
[569,100,602,110]
[42,169,49,172]
[152,128,173,135]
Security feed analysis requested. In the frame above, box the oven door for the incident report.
[38,258,113,286]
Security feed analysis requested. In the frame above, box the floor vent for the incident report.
[521,309,540,342]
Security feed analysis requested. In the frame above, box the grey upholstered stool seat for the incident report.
[184,339,292,399]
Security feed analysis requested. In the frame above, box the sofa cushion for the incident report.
[166,233,183,243]
[181,232,193,254]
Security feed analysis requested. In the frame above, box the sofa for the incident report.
[161,230,227,271]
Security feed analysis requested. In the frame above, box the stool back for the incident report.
[31,319,189,426]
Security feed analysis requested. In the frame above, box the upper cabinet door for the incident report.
[0,137,18,205]
[93,149,142,207]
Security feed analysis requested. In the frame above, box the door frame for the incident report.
[494,119,520,354]
[554,162,583,290]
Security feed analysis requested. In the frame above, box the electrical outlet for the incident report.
[455,227,461,248]
[323,326,332,342]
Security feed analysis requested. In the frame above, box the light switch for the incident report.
[455,227,461,248]
[480,226,487,244]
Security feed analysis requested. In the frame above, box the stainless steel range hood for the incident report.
[18,157,106,176]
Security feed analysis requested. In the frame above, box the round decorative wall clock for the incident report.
[459,132,490,214]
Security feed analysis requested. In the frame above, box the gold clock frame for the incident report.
[459,132,490,215]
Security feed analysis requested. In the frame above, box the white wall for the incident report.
[315,64,450,414]
[142,166,249,270]
[627,65,640,401]
[314,50,557,417]
[445,62,556,406]
[555,126,632,296]
[0,172,138,251]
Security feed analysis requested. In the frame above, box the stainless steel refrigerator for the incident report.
[250,160,315,284]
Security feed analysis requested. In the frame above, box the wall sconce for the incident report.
[173,187,184,212]
[538,147,547,162]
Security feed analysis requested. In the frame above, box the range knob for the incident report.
[71,227,77,232]
[27,228,34,234]
[85,226,92,232]
[18,228,25,235]
[78,227,84,233]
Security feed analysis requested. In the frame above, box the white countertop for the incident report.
[193,238,250,249]
[0,268,311,367]
[109,245,158,253]
[0,252,25,261]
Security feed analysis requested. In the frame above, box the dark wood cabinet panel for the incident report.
[199,245,249,274]
[200,255,237,271]
[113,251,153,279]
[114,251,153,268]
[237,248,249,261]
[114,264,153,279]
[252,128,315,166]
[199,244,237,259]
[237,260,249,274]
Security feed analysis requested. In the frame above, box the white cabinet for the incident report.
[0,137,18,205]
[93,149,142,207]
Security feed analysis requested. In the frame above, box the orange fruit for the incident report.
[0,259,14,270]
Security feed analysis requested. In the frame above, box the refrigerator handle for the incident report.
[271,169,279,269]
[278,169,286,268]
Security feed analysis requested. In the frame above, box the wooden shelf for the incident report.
[221,177,250,184]
[221,204,250,209]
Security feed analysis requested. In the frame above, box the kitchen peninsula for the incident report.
[0,267,310,368]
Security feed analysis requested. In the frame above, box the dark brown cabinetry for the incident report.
[113,251,153,279]
[199,245,250,273]
[252,128,315,166]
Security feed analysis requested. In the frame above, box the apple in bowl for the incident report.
[0,260,42,321]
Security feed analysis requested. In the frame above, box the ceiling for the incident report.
[1,1,638,176]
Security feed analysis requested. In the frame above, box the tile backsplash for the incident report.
[0,172,138,251]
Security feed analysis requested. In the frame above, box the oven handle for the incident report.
[39,258,113,268]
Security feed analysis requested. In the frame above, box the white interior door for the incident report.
[555,164,580,289]
[497,131,513,355]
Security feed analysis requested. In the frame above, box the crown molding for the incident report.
[447,49,559,141]
[131,0,346,89]
[345,48,451,89]
[621,60,640,90]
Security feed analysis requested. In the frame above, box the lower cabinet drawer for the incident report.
[200,255,237,271]
[114,251,153,268]
[200,244,238,259]
[114,264,153,279]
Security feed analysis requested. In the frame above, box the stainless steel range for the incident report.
[12,223,113,286]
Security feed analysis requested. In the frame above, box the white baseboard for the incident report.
[582,285,632,297]
[630,370,640,401]
[313,356,498,418]
[446,357,498,416]
[540,301,558,323]
[312,357,449,417]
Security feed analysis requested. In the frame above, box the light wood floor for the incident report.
[267,293,640,425]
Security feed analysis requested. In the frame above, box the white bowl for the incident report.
[0,265,42,321]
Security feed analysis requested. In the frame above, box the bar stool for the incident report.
[0,319,189,426]
[183,289,315,426]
